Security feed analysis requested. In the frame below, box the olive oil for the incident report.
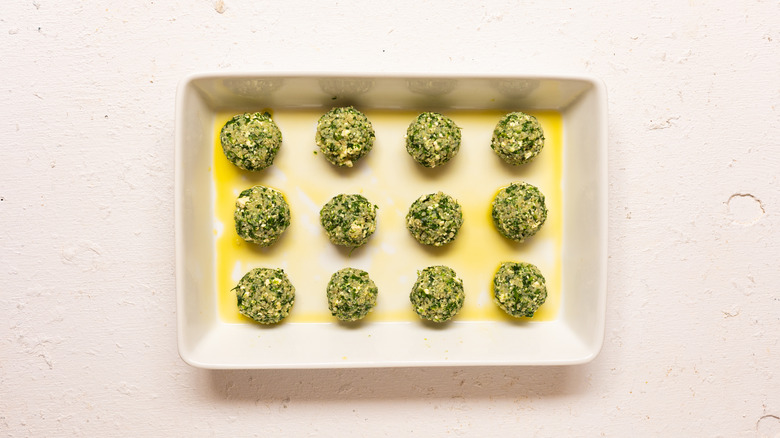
[212,109,563,324]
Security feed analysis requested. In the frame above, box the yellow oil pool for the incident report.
[211,108,563,324]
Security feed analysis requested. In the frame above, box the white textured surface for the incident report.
[1,1,779,436]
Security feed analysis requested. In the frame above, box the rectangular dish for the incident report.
[175,73,607,368]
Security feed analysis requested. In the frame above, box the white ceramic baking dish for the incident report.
[175,73,607,368]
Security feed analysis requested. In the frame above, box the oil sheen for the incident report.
[212,109,563,324]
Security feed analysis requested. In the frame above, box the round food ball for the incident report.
[234,185,291,246]
[405,112,461,168]
[406,192,463,246]
[326,268,378,322]
[493,262,547,318]
[235,267,295,324]
[491,182,547,242]
[320,194,378,247]
[491,112,545,165]
[220,112,282,171]
[409,265,465,323]
[316,106,376,167]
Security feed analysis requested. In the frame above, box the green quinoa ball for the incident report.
[405,112,462,168]
[220,112,282,171]
[491,112,545,165]
[320,194,378,247]
[315,106,376,167]
[235,267,295,324]
[491,182,547,242]
[234,185,291,246]
[493,262,547,318]
[326,268,379,322]
[409,265,465,323]
[406,192,463,246]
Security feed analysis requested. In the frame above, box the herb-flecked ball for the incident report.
[220,112,282,171]
[406,192,463,246]
[409,265,465,323]
[235,267,295,324]
[491,182,547,242]
[320,194,378,247]
[493,262,547,318]
[405,112,462,168]
[234,185,291,246]
[326,268,378,322]
[491,112,545,165]
[316,107,376,167]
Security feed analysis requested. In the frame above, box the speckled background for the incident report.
[2,1,779,436]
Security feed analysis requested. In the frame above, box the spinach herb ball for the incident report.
[315,106,376,167]
[326,268,378,322]
[220,112,282,171]
[491,112,545,165]
[320,194,378,247]
[409,265,465,323]
[235,267,295,324]
[406,192,463,246]
[405,112,462,168]
[493,262,547,318]
[234,185,291,246]
[491,182,547,242]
